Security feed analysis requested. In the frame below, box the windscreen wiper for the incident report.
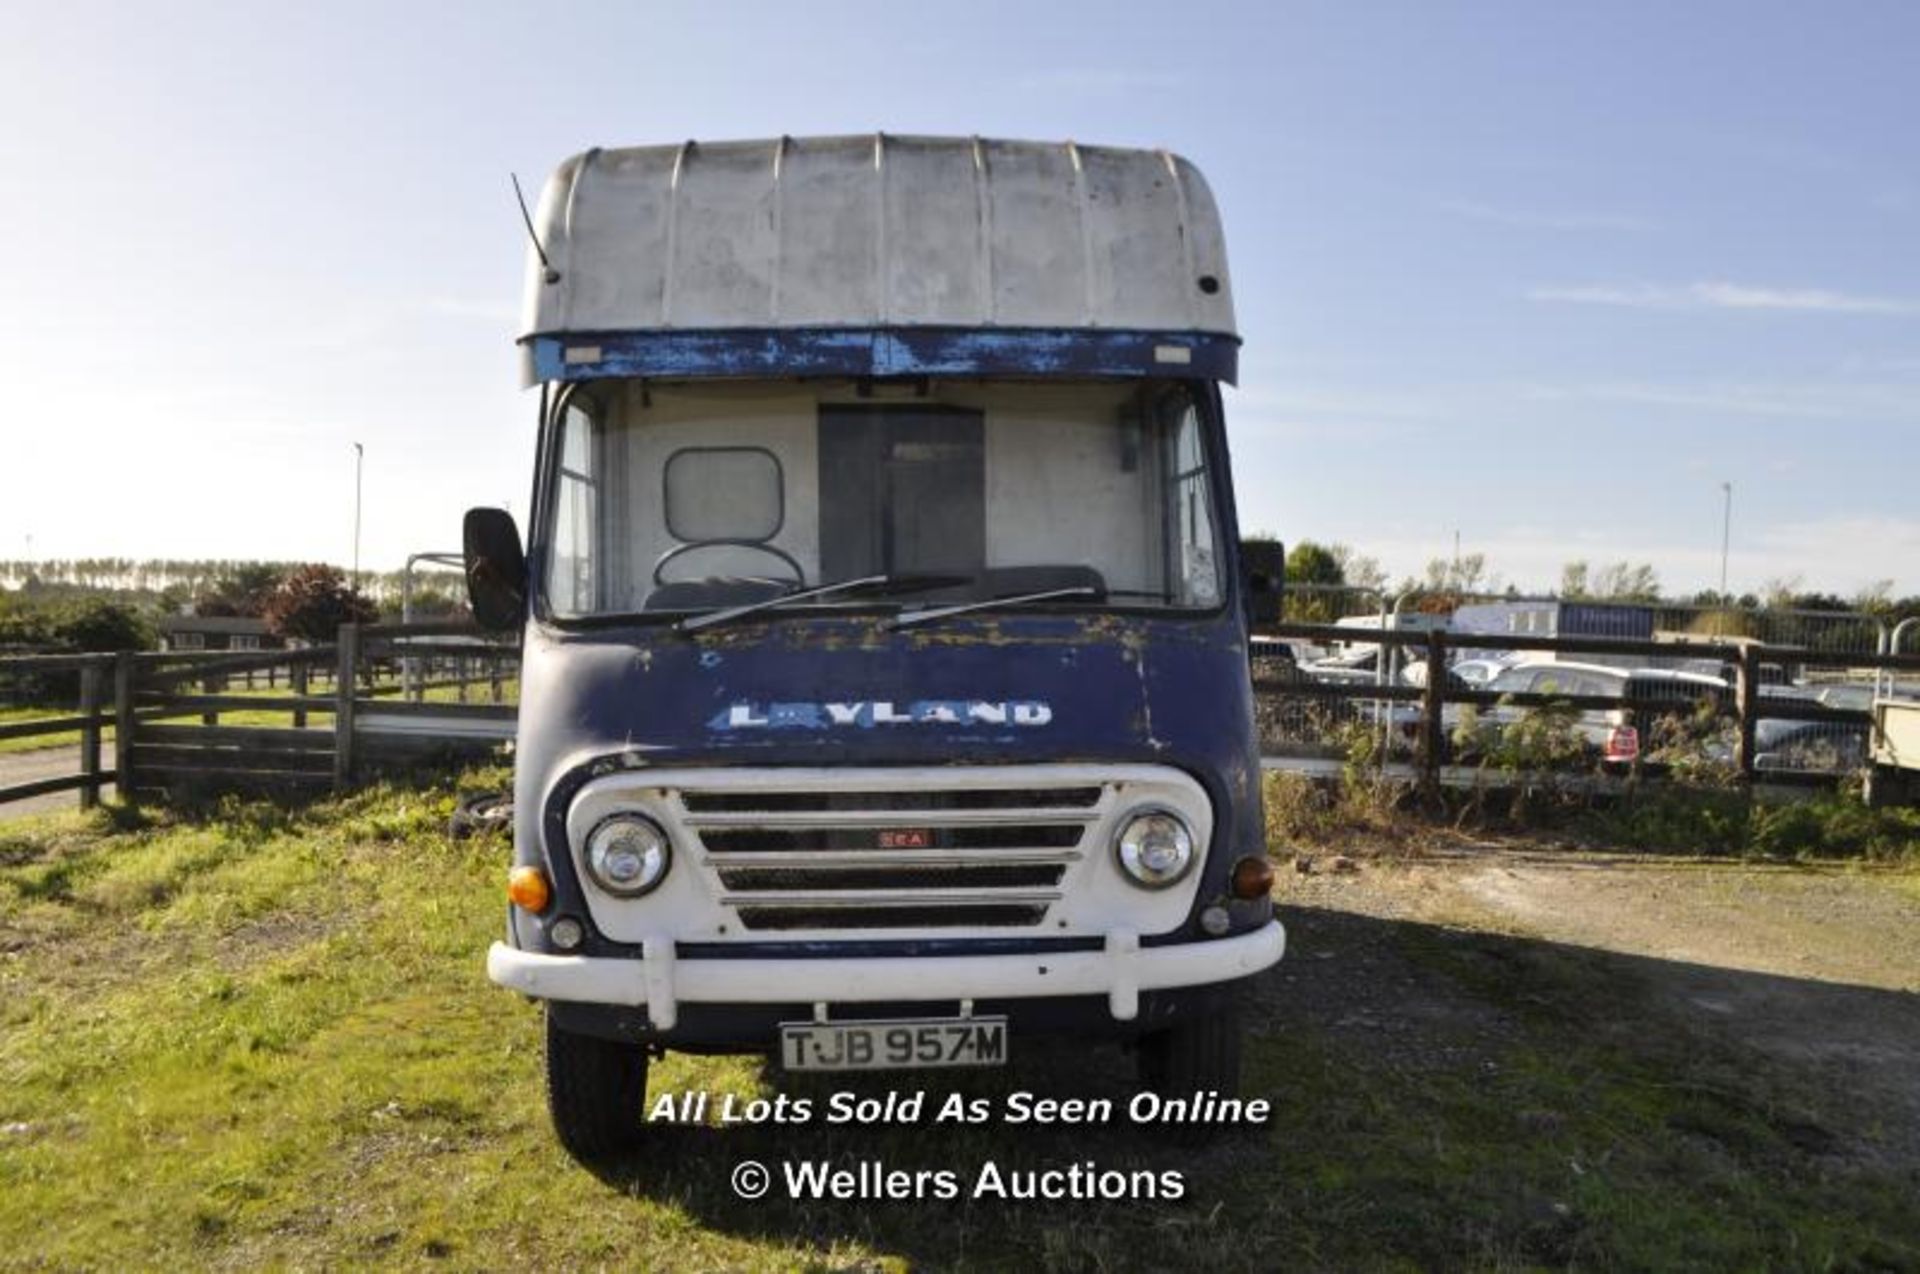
[676,573,971,634]
[883,586,1100,632]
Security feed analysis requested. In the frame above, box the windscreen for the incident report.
[541,379,1223,619]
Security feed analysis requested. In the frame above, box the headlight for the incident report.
[1113,808,1196,889]
[583,814,672,897]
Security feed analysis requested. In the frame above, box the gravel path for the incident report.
[1278,847,1920,1170]
[0,746,112,820]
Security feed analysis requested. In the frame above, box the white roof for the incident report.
[521,135,1237,339]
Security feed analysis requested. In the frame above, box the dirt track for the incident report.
[1279,848,1920,1171]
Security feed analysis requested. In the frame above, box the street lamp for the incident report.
[353,442,365,591]
[1719,481,1733,598]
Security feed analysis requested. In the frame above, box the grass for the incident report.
[1,772,1917,1268]
[0,705,116,757]
[1579,786,1920,861]
[1353,923,1919,1269]
[0,677,514,756]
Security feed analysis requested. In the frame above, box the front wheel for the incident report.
[1137,996,1244,1130]
[545,1008,649,1161]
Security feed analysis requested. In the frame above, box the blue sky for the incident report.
[2,0,1915,595]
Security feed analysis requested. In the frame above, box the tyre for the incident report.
[1137,995,1244,1142]
[545,1008,649,1161]
[449,791,513,840]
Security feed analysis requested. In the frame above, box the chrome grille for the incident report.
[675,780,1106,932]
[565,764,1214,943]
[733,903,1053,931]
[715,864,1066,892]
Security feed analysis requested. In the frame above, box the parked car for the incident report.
[1301,648,1386,686]
[1470,661,1729,767]
[1447,658,1509,688]
[1397,659,1478,692]
[1752,718,1869,773]
[1812,684,1873,712]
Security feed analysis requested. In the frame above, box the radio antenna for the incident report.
[512,173,560,283]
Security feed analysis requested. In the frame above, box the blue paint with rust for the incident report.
[502,361,1266,1038]
[510,609,1266,960]
[523,326,1239,384]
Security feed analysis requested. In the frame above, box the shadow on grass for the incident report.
[566,908,1920,1271]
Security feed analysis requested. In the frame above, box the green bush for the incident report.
[1584,789,1920,861]
[0,595,152,652]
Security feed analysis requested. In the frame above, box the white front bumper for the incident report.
[487,920,1285,1030]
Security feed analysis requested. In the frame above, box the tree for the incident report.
[1284,541,1345,588]
[196,563,286,618]
[382,581,470,623]
[1852,580,1895,615]
[1590,561,1660,603]
[49,598,153,651]
[1563,559,1659,602]
[1328,543,1387,594]
[262,565,379,643]
[1423,552,1488,596]
[1761,575,1803,610]
[1281,541,1346,621]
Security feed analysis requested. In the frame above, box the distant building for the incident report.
[1449,601,1655,668]
[157,616,286,653]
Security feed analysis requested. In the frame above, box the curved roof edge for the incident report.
[521,134,1237,344]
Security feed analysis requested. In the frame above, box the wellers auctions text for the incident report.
[786,1159,1187,1202]
[652,1088,1271,1127]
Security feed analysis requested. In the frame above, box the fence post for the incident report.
[1733,645,1760,783]
[114,651,136,805]
[292,659,309,729]
[1421,628,1447,803]
[78,662,102,811]
[334,625,359,792]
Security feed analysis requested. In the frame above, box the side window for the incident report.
[548,399,599,615]
[1161,396,1219,606]
[1562,672,1608,698]
[1491,667,1537,694]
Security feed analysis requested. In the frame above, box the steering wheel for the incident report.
[651,539,807,588]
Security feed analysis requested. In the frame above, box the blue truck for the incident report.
[465,135,1286,1158]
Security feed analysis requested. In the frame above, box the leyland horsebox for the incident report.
[463,134,1287,1159]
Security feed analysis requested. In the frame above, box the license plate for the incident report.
[779,1016,1008,1071]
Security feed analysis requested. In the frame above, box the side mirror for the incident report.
[1240,538,1285,627]
[463,507,528,631]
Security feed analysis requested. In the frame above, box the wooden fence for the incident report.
[0,623,516,809]
[7,619,1919,813]
[0,652,117,808]
[1256,621,1920,797]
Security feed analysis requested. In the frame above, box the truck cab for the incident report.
[470,135,1285,1158]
